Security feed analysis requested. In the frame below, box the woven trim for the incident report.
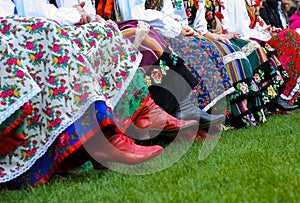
[222,51,247,65]
[241,41,260,56]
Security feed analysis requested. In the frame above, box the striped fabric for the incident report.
[117,20,167,67]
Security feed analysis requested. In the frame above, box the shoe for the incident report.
[275,97,299,111]
[173,97,225,129]
[133,98,198,133]
[88,134,163,165]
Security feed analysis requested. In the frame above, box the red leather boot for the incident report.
[133,98,198,133]
[86,133,163,165]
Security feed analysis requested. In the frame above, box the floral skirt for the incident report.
[5,101,117,189]
[118,21,198,114]
[64,20,149,130]
[206,38,265,128]
[0,16,145,183]
[165,36,233,111]
[269,29,300,104]
[230,38,287,106]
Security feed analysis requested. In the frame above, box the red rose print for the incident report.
[3,25,10,32]
[37,22,44,27]
[130,55,136,61]
[74,84,81,92]
[59,86,66,93]
[48,76,55,84]
[7,89,14,96]
[31,24,38,30]
[63,55,69,62]
[26,41,34,50]
[46,108,52,116]
[1,91,7,99]
[78,55,85,63]
[16,70,24,78]
[90,40,96,46]
[112,56,118,62]
[31,115,40,123]
[53,88,59,96]
[52,44,60,52]
[6,59,14,66]
[116,81,122,88]
[107,32,113,38]
[55,117,62,125]
[58,57,64,64]
[58,132,70,148]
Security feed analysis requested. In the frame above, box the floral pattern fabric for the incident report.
[5,101,116,189]
[204,38,266,128]
[166,36,233,111]
[167,0,234,111]
[0,35,41,126]
[145,0,164,10]
[269,29,300,103]
[0,16,144,183]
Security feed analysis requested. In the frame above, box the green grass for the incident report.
[1,110,299,203]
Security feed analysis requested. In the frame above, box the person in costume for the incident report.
[0,0,199,188]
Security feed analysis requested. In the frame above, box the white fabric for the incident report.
[278,2,288,28]
[192,0,208,35]
[0,0,15,16]
[222,0,271,41]
[3,0,82,26]
[116,0,183,38]
[56,0,96,20]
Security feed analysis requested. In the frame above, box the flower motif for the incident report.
[58,132,70,148]
[267,86,277,97]
[151,69,163,84]
[240,82,249,94]
[254,73,261,83]
[205,0,212,7]
[144,76,152,87]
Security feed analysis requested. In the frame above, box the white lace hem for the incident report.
[0,86,41,126]
[0,95,107,183]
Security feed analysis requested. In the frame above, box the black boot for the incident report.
[172,97,225,129]
[275,97,299,111]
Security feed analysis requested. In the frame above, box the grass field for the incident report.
[1,110,299,203]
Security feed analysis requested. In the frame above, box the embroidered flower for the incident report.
[144,76,152,87]
[267,86,277,97]
[52,44,60,53]
[254,73,261,83]
[26,41,34,50]
[151,69,163,84]
[16,70,24,78]
[240,82,249,94]
[205,0,212,7]
[58,132,70,148]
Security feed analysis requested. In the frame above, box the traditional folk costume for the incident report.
[0,0,166,188]
[116,0,234,119]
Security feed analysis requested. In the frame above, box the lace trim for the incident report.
[222,51,247,65]
[0,86,41,126]
[202,87,236,112]
[0,95,107,183]
[241,41,260,56]
[132,21,151,48]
